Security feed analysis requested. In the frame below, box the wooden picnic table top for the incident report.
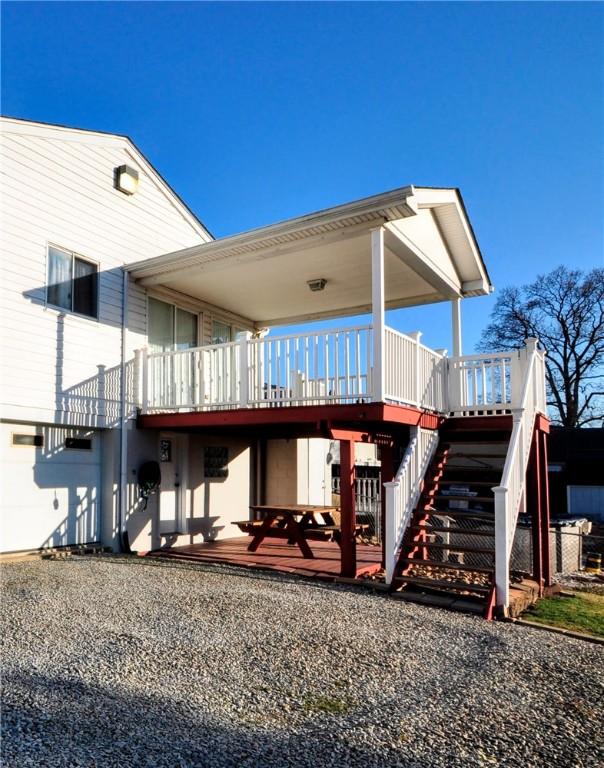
[250,504,340,516]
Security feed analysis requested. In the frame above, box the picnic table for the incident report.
[240,504,342,559]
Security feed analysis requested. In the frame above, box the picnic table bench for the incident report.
[234,504,369,558]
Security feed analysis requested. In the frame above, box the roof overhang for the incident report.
[128,185,492,327]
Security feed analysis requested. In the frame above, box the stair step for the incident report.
[445,438,510,445]
[410,541,495,555]
[434,494,494,503]
[411,525,495,537]
[427,509,495,522]
[397,575,491,595]
[438,479,498,487]
[400,557,495,574]
[447,453,507,459]
[442,467,503,475]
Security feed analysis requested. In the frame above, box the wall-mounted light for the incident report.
[307,278,327,292]
[114,164,139,195]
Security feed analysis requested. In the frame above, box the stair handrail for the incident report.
[384,426,440,584]
[493,338,546,611]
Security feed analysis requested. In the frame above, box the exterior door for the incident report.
[158,433,188,535]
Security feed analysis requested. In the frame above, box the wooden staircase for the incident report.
[391,418,513,618]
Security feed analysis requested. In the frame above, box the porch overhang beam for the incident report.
[254,292,444,328]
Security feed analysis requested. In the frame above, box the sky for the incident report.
[2,1,603,352]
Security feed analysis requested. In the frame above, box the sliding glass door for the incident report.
[148,297,198,352]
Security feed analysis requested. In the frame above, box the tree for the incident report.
[478,266,604,427]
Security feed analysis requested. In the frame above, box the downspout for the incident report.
[119,267,129,551]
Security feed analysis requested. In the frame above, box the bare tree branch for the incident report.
[478,266,604,428]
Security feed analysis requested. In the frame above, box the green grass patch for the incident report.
[525,591,604,637]
[302,694,354,715]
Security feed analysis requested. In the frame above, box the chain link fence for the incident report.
[511,520,604,578]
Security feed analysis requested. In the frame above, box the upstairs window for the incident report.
[47,246,98,319]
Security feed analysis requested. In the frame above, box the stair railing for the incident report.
[384,426,440,584]
[493,338,546,611]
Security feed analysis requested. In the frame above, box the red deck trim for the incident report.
[139,401,441,432]
[146,537,382,581]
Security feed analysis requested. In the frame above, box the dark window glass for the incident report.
[65,437,92,450]
[73,258,98,318]
[12,434,43,447]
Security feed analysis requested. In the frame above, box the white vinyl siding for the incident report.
[0,422,102,553]
[0,126,208,428]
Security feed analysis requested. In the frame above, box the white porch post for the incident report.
[451,297,463,357]
[371,226,385,402]
[239,332,252,407]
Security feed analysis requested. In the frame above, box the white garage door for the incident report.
[0,423,101,553]
[568,485,604,521]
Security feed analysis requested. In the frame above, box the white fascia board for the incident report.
[413,186,492,292]
[257,292,445,327]
[127,186,418,280]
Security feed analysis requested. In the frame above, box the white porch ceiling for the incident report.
[128,186,492,327]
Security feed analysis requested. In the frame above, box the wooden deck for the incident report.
[147,536,383,581]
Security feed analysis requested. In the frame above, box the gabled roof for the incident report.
[0,115,213,242]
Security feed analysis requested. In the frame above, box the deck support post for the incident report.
[371,227,385,402]
[339,438,356,578]
[528,428,544,592]
[451,297,462,357]
[539,429,552,586]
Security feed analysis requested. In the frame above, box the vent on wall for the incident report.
[65,437,92,450]
[12,434,43,447]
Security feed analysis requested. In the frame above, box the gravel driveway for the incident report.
[2,555,603,768]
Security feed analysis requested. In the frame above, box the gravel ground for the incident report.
[2,555,603,768]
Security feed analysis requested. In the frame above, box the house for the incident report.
[0,116,552,617]
[548,427,604,521]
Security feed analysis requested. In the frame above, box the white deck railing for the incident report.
[493,339,547,611]
[383,427,440,584]
[448,351,515,415]
[139,327,544,423]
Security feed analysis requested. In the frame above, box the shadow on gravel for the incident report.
[2,670,410,768]
[101,554,378,599]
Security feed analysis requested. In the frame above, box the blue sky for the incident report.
[2,2,603,351]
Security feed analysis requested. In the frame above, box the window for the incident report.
[65,437,92,450]
[211,320,246,345]
[47,246,98,319]
[12,434,43,447]
[148,297,198,352]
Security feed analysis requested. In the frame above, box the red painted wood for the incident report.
[148,537,381,580]
[139,401,430,432]
[540,430,552,586]
[339,439,356,578]
[535,414,550,434]
[528,428,544,591]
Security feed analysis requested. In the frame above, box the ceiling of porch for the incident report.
[128,185,492,327]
